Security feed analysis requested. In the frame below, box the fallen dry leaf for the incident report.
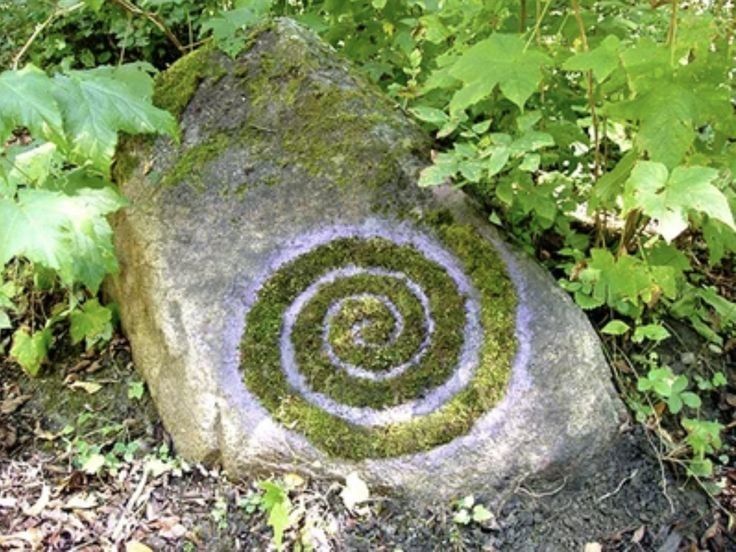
[63,493,98,510]
[23,484,50,517]
[68,381,103,395]
[0,393,31,414]
[126,540,154,552]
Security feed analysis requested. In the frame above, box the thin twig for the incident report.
[596,469,639,503]
[109,0,186,54]
[12,2,85,70]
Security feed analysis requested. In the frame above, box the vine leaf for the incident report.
[0,65,65,146]
[52,63,177,173]
[447,34,549,113]
[623,161,735,243]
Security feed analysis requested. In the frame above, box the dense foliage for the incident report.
[1,0,733,482]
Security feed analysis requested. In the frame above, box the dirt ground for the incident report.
[1,331,734,551]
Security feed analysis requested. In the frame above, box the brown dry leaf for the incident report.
[33,422,60,441]
[63,493,98,510]
[68,381,103,395]
[126,541,154,552]
[0,394,31,414]
[23,484,50,517]
[631,525,646,544]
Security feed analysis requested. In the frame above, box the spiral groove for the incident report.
[240,221,516,459]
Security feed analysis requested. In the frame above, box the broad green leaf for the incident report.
[70,298,113,347]
[0,187,126,291]
[563,35,621,82]
[52,64,177,173]
[623,162,735,242]
[10,327,51,376]
[0,141,58,196]
[681,392,702,409]
[0,65,65,146]
[447,34,549,113]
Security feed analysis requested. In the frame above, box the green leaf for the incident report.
[0,65,65,146]
[666,394,683,414]
[10,327,51,376]
[259,481,291,550]
[128,380,146,400]
[0,187,127,292]
[408,106,449,126]
[472,504,493,523]
[563,35,621,82]
[453,509,471,524]
[447,34,549,113]
[624,162,735,242]
[0,310,10,330]
[52,64,177,173]
[201,1,273,58]
[0,141,58,196]
[69,298,112,348]
[632,323,670,343]
[601,320,630,335]
[681,392,702,409]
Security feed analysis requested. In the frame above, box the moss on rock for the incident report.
[239,220,517,460]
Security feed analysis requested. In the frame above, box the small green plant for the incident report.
[452,495,493,526]
[637,365,701,415]
[682,418,725,478]
[258,479,292,551]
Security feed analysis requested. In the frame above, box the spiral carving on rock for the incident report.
[240,219,517,459]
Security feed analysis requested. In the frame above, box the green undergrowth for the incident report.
[240,220,516,460]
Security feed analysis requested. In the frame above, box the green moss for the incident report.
[240,221,517,460]
[153,45,227,119]
[159,133,230,189]
[245,239,466,409]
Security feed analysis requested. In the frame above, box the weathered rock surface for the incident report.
[109,18,626,502]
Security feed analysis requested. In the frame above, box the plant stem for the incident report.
[520,0,527,33]
[667,0,679,64]
[110,0,186,54]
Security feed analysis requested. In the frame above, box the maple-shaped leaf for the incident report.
[623,161,735,242]
[607,39,732,168]
[0,187,126,291]
[0,65,65,146]
[52,63,177,173]
[70,298,113,347]
[447,34,549,113]
[562,35,621,82]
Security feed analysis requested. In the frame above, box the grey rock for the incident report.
[108,18,626,503]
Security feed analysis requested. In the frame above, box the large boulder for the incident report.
[109,18,626,502]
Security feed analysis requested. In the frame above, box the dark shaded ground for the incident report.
[0,331,734,551]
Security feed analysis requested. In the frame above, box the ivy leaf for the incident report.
[0,187,126,292]
[563,35,621,82]
[0,65,65,146]
[623,162,735,243]
[52,64,177,173]
[447,34,549,113]
[10,327,52,377]
[69,298,113,348]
